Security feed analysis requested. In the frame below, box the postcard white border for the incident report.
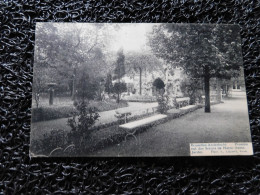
[190,142,253,156]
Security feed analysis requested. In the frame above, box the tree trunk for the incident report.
[165,66,169,96]
[226,84,229,97]
[204,65,210,113]
[139,67,142,95]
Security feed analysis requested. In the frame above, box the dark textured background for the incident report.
[0,0,259,194]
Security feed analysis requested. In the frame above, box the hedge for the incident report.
[31,100,128,122]
[122,94,157,102]
[31,106,77,122]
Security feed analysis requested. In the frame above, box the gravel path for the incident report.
[93,94,251,157]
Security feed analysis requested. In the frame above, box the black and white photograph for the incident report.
[30,23,253,157]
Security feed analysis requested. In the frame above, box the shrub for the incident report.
[157,94,169,114]
[30,129,67,156]
[112,82,127,103]
[67,100,100,154]
[180,78,203,104]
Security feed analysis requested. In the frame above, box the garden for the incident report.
[30,23,243,157]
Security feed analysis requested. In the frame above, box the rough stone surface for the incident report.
[0,0,259,194]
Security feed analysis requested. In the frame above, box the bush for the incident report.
[180,78,203,104]
[157,94,169,114]
[31,100,128,122]
[67,100,100,154]
[30,129,68,156]
[31,106,77,122]
[113,82,127,93]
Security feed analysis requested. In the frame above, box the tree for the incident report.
[105,73,113,94]
[114,48,125,103]
[125,52,162,95]
[32,64,52,108]
[74,70,99,103]
[148,24,242,112]
[113,82,127,97]
[32,72,44,108]
[114,48,125,79]
[34,23,111,100]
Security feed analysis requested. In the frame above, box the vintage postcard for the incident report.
[30,23,253,157]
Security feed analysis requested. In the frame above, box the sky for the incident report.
[109,24,157,53]
[48,23,158,53]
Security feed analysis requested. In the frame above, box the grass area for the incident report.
[32,96,128,122]
[89,99,128,112]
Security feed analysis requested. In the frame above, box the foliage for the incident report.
[75,70,99,102]
[67,101,100,153]
[31,106,77,122]
[113,49,126,103]
[157,94,169,114]
[31,95,128,122]
[125,52,162,73]
[124,52,162,95]
[104,73,113,94]
[149,24,242,77]
[113,82,127,95]
[180,78,203,104]
[114,48,126,80]
[34,23,113,99]
[32,68,49,108]
[149,24,242,112]
[30,129,67,156]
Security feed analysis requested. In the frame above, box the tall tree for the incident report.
[105,73,113,94]
[114,48,126,80]
[34,23,110,99]
[148,24,242,112]
[114,48,125,103]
